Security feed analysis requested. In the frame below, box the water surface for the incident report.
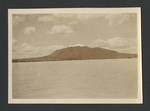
[12,59,138,99]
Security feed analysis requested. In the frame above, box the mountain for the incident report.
[13,46,137,62]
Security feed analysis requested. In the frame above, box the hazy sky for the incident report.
[12,13,137,59]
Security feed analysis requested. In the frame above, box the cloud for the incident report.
[68,44,85,47]
[91,37,136,52]
[21,43,34,51]
[104,14,131,26]
[13,42,34,53]
[38,15,55,22]
[12,41,65,59]
[40,45,65,54]
[119,46,137,53]
[48,25,73,34]
[13,15,25,24]
[68,21,78,26]
[13,42,35,58]
[92,39,108,47]
[56,14,74,18]
[107,37,130,48]
[76,14,98,21]
[24,26,36,35]
[117,15,130,24]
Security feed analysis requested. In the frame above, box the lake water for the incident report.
[12,59,138,99]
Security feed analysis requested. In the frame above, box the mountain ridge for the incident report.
[13,46,137,62]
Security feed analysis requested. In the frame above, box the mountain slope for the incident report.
[13,46,137,62]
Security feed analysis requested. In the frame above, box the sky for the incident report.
[12,13,138,59]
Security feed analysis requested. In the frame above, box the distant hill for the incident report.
[13,46,137,62]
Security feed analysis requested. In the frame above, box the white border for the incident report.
[8,8,143,104]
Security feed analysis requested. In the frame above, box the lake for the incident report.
[12,59,138,99]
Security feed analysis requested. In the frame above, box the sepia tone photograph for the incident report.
[8,8,142,104]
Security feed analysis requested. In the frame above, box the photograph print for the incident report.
[8,8,142,104]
